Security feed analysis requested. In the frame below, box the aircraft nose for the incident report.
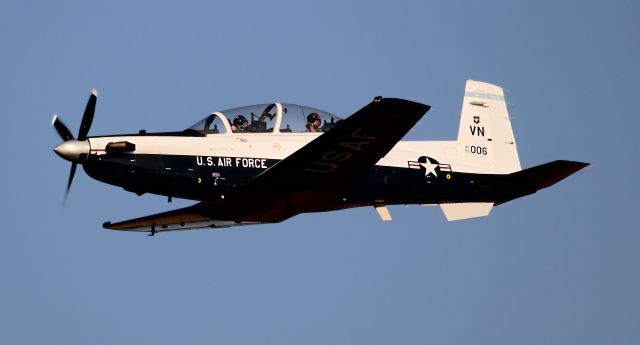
[53,140,90,163]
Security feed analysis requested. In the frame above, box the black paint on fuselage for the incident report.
[83,153,529,210]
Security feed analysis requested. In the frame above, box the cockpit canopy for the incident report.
[187,103,343,135]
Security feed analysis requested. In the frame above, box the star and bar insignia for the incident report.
[407,156,452,178]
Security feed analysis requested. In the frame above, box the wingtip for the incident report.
[91,89,99,97]
[102,221,112,229]
[565,160,590,173]
[519,160,590,190]
[577,161,590,169]
[379,98,431,114]
[51,114,58,126]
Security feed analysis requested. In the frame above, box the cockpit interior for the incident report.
[187,103,343,135]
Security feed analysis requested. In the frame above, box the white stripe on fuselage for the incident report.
[88,134,483,173]
[89,133,319,160]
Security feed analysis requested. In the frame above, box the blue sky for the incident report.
[2,1,639,344]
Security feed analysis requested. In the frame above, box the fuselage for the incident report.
[84,131,510,213]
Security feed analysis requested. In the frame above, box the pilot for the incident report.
[306,112,322,132]
[231,115,249,132]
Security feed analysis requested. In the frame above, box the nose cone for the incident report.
[53,140,90,162]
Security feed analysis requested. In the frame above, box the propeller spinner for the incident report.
[51,90,98,201]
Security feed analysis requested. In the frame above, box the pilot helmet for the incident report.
[306,113,321,129]
[233,115,248,129]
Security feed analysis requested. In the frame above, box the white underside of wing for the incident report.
[108,219,262,232]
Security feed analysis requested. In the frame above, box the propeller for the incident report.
[52,90,98,203]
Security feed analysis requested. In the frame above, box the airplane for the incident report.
[51,80,588,235]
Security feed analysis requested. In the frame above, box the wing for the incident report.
[244,97,430,192]
[102,202,264,234]
[215,97,431,222]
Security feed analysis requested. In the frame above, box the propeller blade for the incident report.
[51,114,74,141]
[55,90,98,204]
[78,89,98,141]
[64,163,78,203]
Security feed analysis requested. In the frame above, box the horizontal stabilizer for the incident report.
[440,202,493,221]
[511,160,589,190]
[494,160,589,205]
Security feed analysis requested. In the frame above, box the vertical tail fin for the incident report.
[457,80,521,174]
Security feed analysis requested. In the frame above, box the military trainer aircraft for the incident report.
[51,80,587,235]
